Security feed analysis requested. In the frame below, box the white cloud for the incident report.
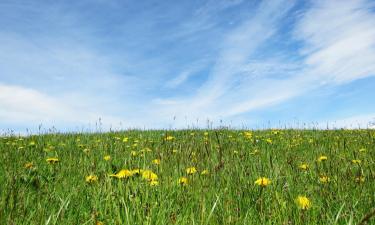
[153,0,375,128]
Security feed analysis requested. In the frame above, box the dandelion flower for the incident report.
[178,177,188,186]
[319,175,330,183]
[141,170,158,181]
[296,196,311,210]
[131,168,143,176]
[186,167,197,175]
[254,177,271,187]
[317,155,328,162]
[165,135,175,141]
[150,180,159,186]
[110,169,133,179]
[152,159,161,165]
[104,155,111,161]
[131,151,137,157]
[86,175,98,183]
[46,158,59,164]
[299,163,309,171]
[351,159,361,164]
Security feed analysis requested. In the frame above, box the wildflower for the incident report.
[150,180,159,186]
[24,162,34,169]
[296,196,311,210]
[178,177,188,186]
[317,155,328,162]
[254,177,271,187]
[96,221,104,225]
[186,167,197,175]
[351,159,361,164]
[355,176,365,183]
[110,169,133,179]
[83,148,90,154]
[319,175,330,183]
[244,131,252,138]
[46,158,59,164]
[204,132,209,136]
[104,155,111,161]
[131,151,137,157]
[152,159,161,165]
[265,138,272,144]
[86,175,98,183]
[233,150,239,154]
[172,149,178,154]
[201,170,209,175]
[165,135,174,141]
[131,168,142,176]
[141,170,158,181]
[28,141,36,147]
[123,137,129,142]
[299,163,309,171]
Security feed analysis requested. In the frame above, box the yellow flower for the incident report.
[131,168,143,176]
[317,155,328,162]
[104,155,111,161]
[24,162,34,169]
[110,169,133,179]
[150,180,159,186]
[265,138,272,144]
[46,158,59,164]
[123,137,129,142]
[244,131,252,138]
[178,177,188,186]
[131,151,137,157]
[319,175,330,183]
[296,196,311,210]
[254,177,271,187]
[141,170,158,181]
[355,176,365,183]
[172,149,178,153]
[201,170,209,175]
[351,159,361,164]
[233,150,239,154]
[28,141,36,147]
[204,132,209,136]
[186,167,197,175]
[152,159,161,165]
[299,163,309,171]
[165,135,175,141]
[85,175,98,183]
[96,221,104,225]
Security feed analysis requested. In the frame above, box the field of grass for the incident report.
[0,129,374,224]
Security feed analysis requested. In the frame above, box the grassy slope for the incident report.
[0,129,374,224]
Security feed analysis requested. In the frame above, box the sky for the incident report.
[1,0,375,133]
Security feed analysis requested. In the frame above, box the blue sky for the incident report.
[1,0,375,133]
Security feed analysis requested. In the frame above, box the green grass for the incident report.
[0,129,374,224]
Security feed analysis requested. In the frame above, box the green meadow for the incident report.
[0,129,374,224]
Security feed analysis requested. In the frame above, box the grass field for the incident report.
[0,129,374,224]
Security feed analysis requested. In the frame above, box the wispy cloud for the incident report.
[1,0,375,131]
